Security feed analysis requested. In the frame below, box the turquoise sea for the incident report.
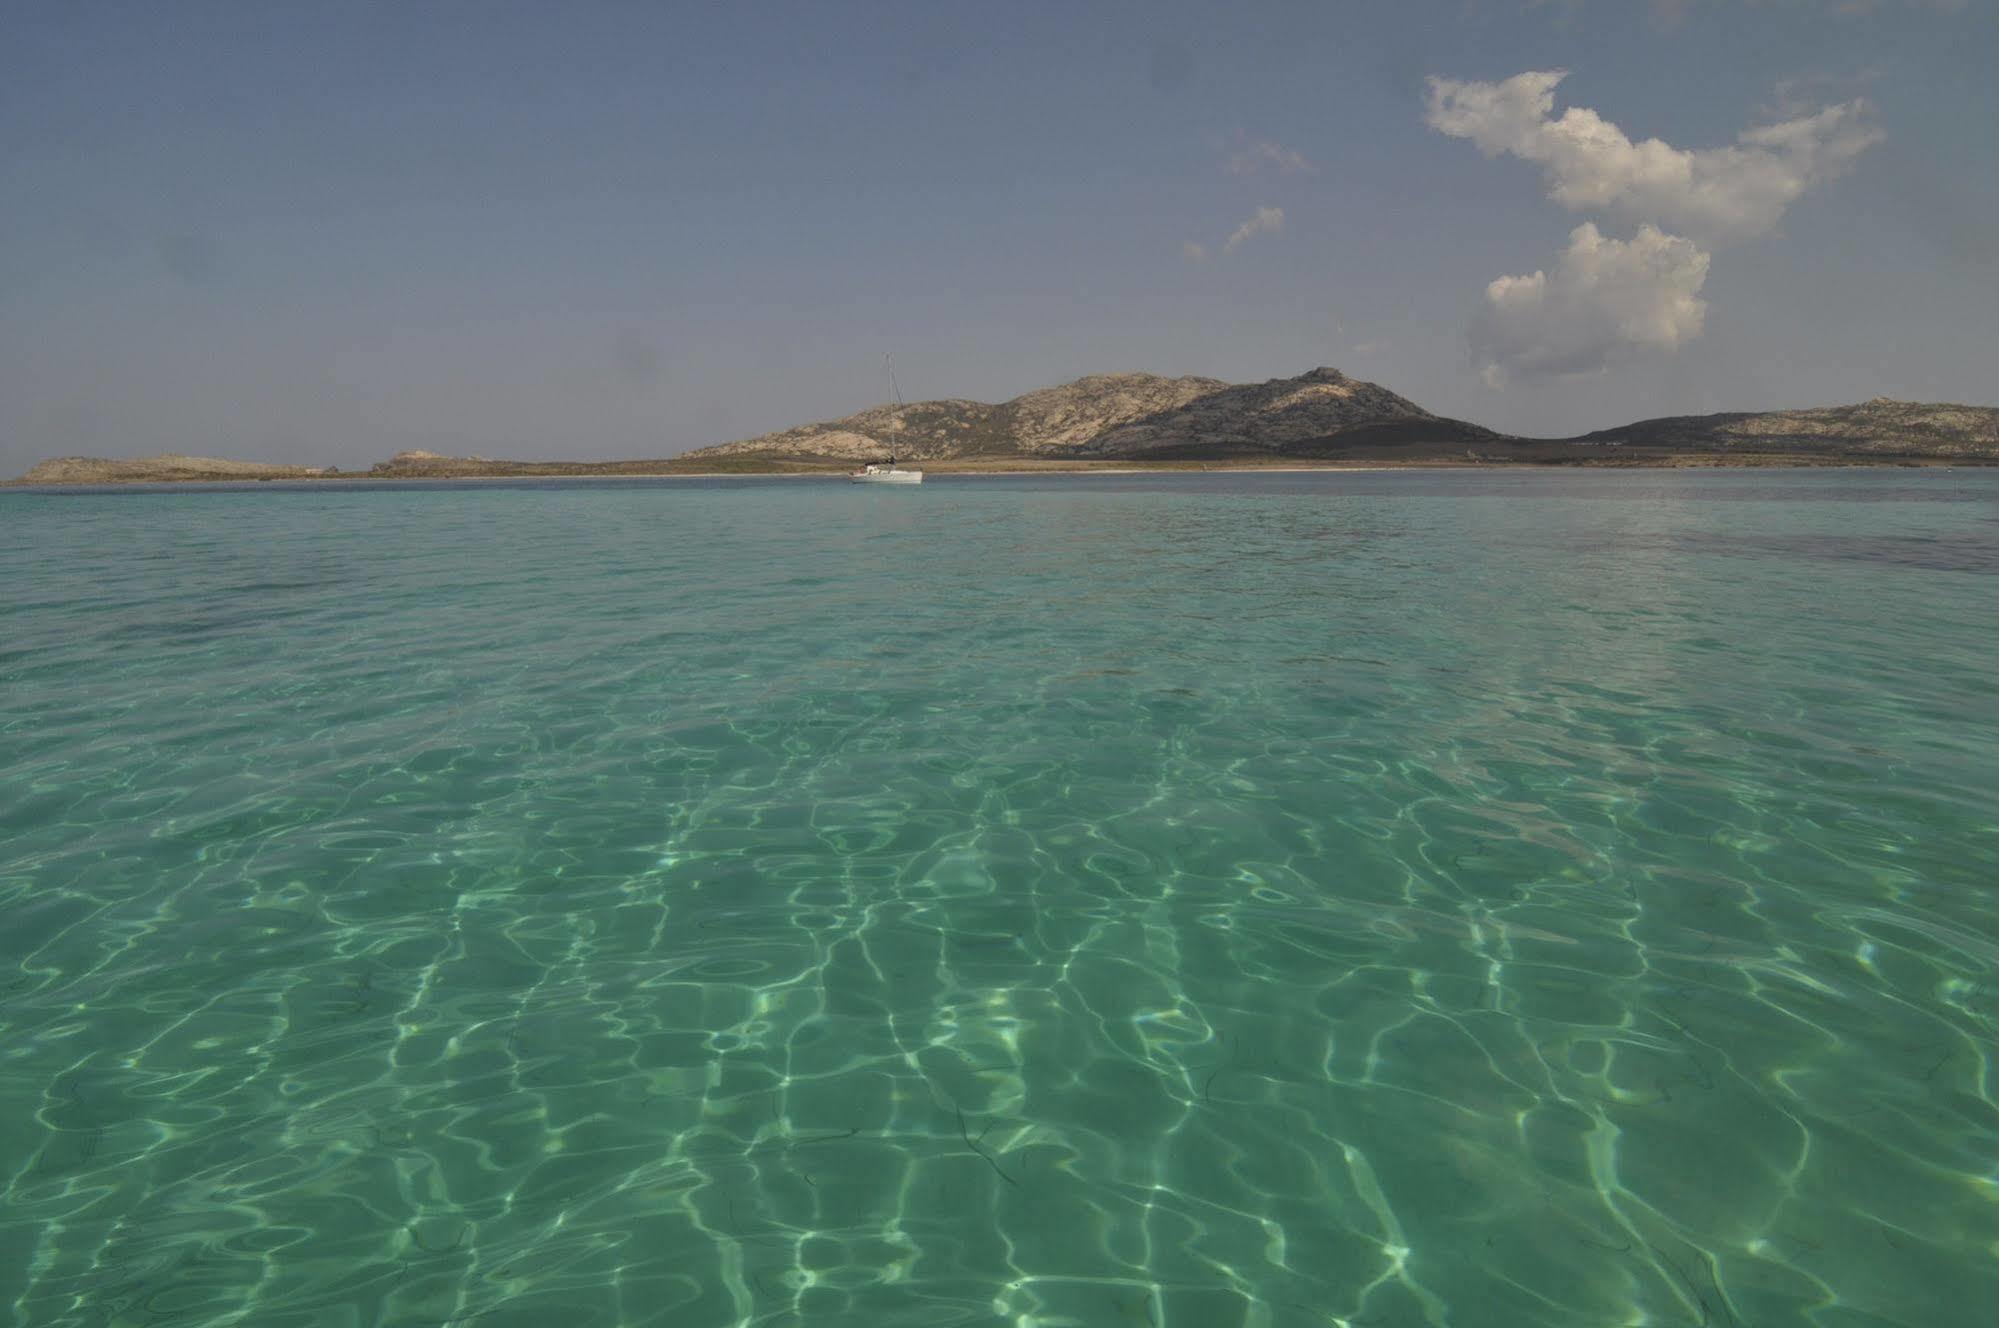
[3,469,1998,1328]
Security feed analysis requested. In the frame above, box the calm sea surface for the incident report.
[3,469,1998,1328]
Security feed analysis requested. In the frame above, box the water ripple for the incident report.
[2,470,1996,1327]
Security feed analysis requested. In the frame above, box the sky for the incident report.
[3,0,1995,472]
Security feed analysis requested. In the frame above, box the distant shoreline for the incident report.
[12,367,1996,486]
[8,456,1996,489]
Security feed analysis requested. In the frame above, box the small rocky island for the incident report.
[11,369,1998,483]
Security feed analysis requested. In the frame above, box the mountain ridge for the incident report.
[9,370,1999,482]
[1576,397,1999,457]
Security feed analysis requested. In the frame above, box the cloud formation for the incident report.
[1181,240,1208,262]
[1472,223,1710,382]
[1226,139,1317,176]
[1428,68,1881,380]
[1425,69,1880,244]
[1222,206,1285,255]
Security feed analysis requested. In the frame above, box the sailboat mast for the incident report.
[885,353,901,410]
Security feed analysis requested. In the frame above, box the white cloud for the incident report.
[1763,69,1879,121]
[1181,240,1208,262]
[1222,206,1285,255]
[1472,222,1710,381]
[1425,69,1880,243]
[1226,139,1317,176]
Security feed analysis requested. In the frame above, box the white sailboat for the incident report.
[850,355,924,484]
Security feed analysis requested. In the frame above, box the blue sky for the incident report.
[3,0,1994,470]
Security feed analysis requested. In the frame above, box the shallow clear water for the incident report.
[3,470,1998,1328]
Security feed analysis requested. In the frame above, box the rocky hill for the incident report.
[989,373,1230,455]
[11,454,334,484]
[1575,398,1999,458]
[687,367,1496,461]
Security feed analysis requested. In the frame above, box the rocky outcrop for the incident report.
[1576,398,1999,458]
[11,454,328,484]
[367,450,501,477]
[685,367,1487,461]
[986,373,1229,454]
[690,398,998,461]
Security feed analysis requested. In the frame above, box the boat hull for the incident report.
[849,469,923,484]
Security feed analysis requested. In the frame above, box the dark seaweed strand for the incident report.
[956,1107,1019,1187]
[1202,1031,1236,1103]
